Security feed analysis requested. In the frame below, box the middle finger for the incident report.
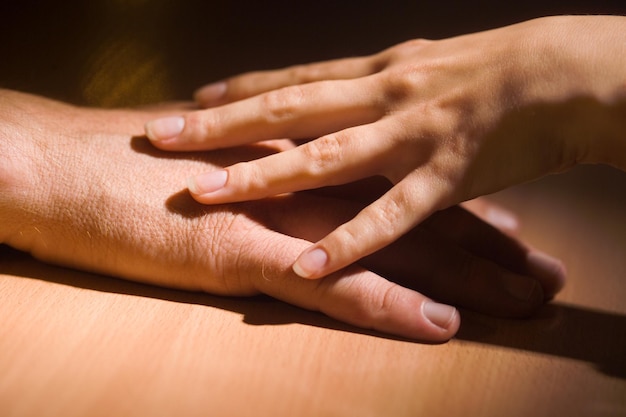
[185,119,401,204]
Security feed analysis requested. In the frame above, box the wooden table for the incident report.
[1,2,625,416]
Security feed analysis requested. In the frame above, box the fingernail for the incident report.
[527,251,566,282]
[527,251,567,297]
[187,170,228,195]
[422,301,457,330]
[293,247,328,278]
[145,116,185,141]
[484,206,519,232]
[194,81,227,105]
[503,274,542,303]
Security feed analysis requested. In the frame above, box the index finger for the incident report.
[239,194,460,341]
[246,231,459,342]
[144,77,384,151]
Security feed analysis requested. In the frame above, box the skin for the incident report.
[0,89,565,342]
[144,15,626,280]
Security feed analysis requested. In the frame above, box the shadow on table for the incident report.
[456,304,626,379]
[2,244,625,379]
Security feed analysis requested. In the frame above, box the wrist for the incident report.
[511,16,626,171]
[573,93,626,170]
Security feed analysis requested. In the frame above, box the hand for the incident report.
[0,89,565,341]
[144,15,626,279]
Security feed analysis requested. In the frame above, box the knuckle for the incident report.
[261,85,306,123]
[334,226,362,258]
[249,236,289,291]
[344,280,401,328]
[185,111,221,143]
[301,134,344,177]
[381,65,427,103]
[398,38,432,51]
[211,214,283,297]
[380,42,443,105]
[183,212,244,294]
[372,283,402,321]
[386,38,432,61]
[365,197,407,242]
[228,161,265,197]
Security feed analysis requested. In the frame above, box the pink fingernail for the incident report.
[422,301,457,330]
[145,116,185,141]
[527,251,567,297]
[293,247,328,278]
[484,207,519,232]
[502,275,542,303]
[527,251,566,279]
[187,170,228,195]
[194,82,227,105]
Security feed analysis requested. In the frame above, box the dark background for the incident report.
[1,0,625,106]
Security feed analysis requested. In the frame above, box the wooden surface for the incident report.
[1,2,625,416]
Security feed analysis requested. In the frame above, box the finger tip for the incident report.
[186,170,228,198]
[527,251,567,300]
[293,247,329,279]
[144,115,185,142]
[194,81,227,107]
[421,301,460,339]
[144,121,157,142]
[186,176,200,196]
[292,261,320,279]
[485,206,520,233]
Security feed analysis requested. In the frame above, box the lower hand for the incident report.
[0,90,565,341]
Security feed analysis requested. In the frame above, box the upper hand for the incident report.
[144,16,625,279]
